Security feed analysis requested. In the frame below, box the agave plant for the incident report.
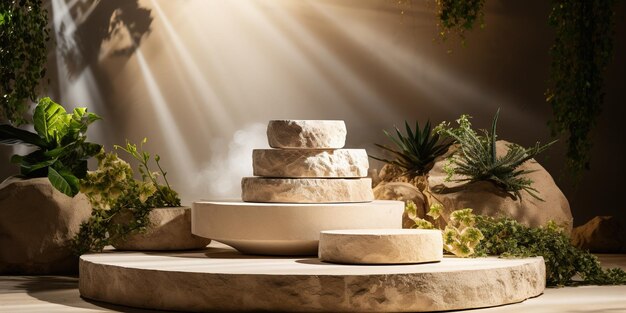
[436,108,557,200]
[370,120,453,176]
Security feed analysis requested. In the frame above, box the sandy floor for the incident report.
[1,255,625,313]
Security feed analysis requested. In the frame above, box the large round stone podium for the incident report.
[192,200,404,255]
[79,242,546,312]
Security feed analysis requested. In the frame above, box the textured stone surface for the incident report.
[253,149,369,178]
[79,243,546,312]
[192,200,403,255]
[571,216,625,253]
[0,177,92,274]
[373,181,427,228]
[319,229,443,264]
[242,177,374,203]
[428,141,573,233]
[267,120,347,149]
[112,207,211,251]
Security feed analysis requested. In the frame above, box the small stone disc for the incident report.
[319,229,443,264]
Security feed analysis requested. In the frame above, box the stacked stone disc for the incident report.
[242,120,374,203]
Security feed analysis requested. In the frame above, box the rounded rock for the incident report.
[319,229,443,264]
[112,207,211,251]
[0,177,92,274]
[429,140,573,233]
[267,120,347,149]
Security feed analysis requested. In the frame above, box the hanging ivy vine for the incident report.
[546,0,618,179]
[399,0,620,179]
[0,0,49,125]
[435,0,486,42]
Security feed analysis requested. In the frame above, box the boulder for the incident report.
[378,163,408,183]
[376,164,429,191]
[112,207,211,251]
[266,120,346,149]
[373,181,426,228]
[571,216,625,252]
[241,177,374,203]
[428,141,573,233]
[0,177,92,274]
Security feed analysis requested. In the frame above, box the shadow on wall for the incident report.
[1,0,153,180]
[56,0,153,79]
[48,0,154,147]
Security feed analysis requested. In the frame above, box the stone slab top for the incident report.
[81,242,543,276]
[266,120,347,149]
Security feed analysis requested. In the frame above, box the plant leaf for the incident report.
[490,108,500,162]
[0,124,47,147]
[48,167,79,197]
[33,97,70,145]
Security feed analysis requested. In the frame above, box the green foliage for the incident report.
[115,138,179,207]
[435,0,485,42]
[0,0,50,125]
[475,216,626,287]
[546,0,618,179]
[436,109,556,200]
[370,120,453,176]
[406,201,484,257]
[0,97,101,196]
[72,140,181,254]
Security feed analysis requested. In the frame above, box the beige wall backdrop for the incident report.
[2,0,624,225]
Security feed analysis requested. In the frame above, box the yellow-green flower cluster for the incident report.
[80,151,159,211]
[406,201,484,258]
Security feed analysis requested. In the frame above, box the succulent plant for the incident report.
[436,109,557,200]
[371,120,453,176]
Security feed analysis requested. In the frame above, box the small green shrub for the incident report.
[406,201,626,287]
[435,109,556,200]
[72,139,180,254]
[0,97,101,196]
[475,216,626,287]
[370,120,453,176]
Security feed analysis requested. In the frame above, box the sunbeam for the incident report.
[150,0,233,135]
[135,48,196,177]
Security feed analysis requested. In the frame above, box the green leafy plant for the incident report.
[1,0,50,125]
[370,120,453,177]
[406,200,626,287]
[406,201,484,257]
[435,0,485,43]
[72,139,181,254]
[0,97,101,196]
[435,109,556,200]
[114,139,179,207]
[475,216,626,287]
[546,0,618,180]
